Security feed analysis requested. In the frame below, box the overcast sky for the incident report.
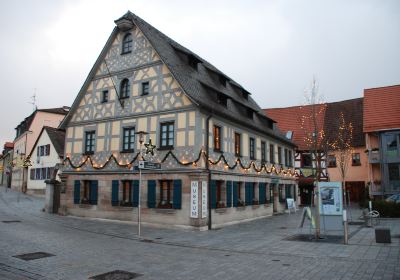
[0,0,399,146]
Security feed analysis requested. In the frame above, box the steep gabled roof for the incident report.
[265,98,365,150]
[61,11,294,146]
[28,126,65,158]
[363,85,400,132]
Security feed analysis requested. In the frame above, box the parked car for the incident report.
[385,194,400,203]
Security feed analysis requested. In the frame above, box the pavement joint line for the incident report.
[0,262,46,279]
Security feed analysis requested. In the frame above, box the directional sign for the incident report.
[138,161,161,170]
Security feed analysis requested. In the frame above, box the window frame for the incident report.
[101,90,109,103]
[159,180,173,208]
[327,154,337,168]
[234,132,241,157]
[261,141,266,164]
[82,180,91,204]
[351,153,361,166]
[120,78,130,99]
[269,144,275,163]
[141,81,150,96]
[249,137,256,160]
[84,131,96,155]
[121,33,133,54]
[122,127,135,153]
[159,122,175,150]
[278,146,282,165]
[121,180,133,206]
[213,125,222,152]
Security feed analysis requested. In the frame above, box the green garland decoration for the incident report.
[64,149,298,177]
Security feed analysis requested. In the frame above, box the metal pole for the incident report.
[138,167,141,238]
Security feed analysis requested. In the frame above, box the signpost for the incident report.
[137,160,161,238]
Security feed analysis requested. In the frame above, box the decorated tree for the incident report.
[299,78,328,239]
[327,112,354,208]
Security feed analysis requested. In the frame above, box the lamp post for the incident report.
[136,131,148,238]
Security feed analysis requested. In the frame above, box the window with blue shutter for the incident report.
[132,180,139,207]
[74,180,80,204]
[111,180,119,206]
[173,180,182,209]
[210,180,217,209]
[90,180,98,205]
[147,180,156,208]
[226,181,232,207]
[259,183,266,204]
[233,181,238,207]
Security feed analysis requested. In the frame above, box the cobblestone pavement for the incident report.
[0,186,399,280]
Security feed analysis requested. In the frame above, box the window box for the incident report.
[158,201,173,209]
[216,201,226,208]
[120,201,133,207]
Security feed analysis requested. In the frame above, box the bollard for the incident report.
[343,210,348,244]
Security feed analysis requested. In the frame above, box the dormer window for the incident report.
[242,91,249,100]
[188,54,201,70]
[217,93,228,107]
[120,79,130,99]
[219,75,227,87]
[122,33,133,54]
[247,108,253,119]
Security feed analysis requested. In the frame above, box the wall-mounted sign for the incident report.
[318,182,343,216]
[190,181,199,218]
[201,181,207,218]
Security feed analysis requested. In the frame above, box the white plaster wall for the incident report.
[27,130,62,190]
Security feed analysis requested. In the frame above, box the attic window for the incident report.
[242,91,249,100]
[188,54,201,70]
[247,108,253,119]
[217,93,228,107]
[121,33,133,54]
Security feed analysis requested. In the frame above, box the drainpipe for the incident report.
[205,114,212,230]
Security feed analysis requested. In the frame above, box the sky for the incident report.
[0,0,399,146]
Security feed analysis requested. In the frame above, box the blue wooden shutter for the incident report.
[293,185,297,201]
[173,180,182,209]
[226,181,232,207]
[111,180,119,206]
[132,180,139,207]
[90,180,98,205]
[259,183,266,204]
[74,180,80,204]
[233,181,238,207]
[245,182,250,205]
[210,180,217,209]
[147,180,156,208]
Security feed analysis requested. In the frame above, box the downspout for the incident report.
[205,114,212,230]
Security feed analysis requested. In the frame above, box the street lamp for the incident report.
[136,131,148,238]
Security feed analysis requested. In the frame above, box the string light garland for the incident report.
[64,149,298,177]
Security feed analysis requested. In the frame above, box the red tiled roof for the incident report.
[265,98,364,150]
[363,85,400,132]
[4,142,14,149]
[265,104,326,150]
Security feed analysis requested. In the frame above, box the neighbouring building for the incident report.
[0,142,14,188]
[364,85,400,198]
[266,98,368,205]
[27,126,66,196]
[12,107,69,192]
[59,11,297,229]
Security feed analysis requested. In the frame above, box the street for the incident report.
[0,186,399,280]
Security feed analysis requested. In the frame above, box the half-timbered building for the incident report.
[59,11,297,229]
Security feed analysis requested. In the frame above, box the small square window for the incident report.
[141,82,150,96]
[327,155,336,167]
[102,90,109,103]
